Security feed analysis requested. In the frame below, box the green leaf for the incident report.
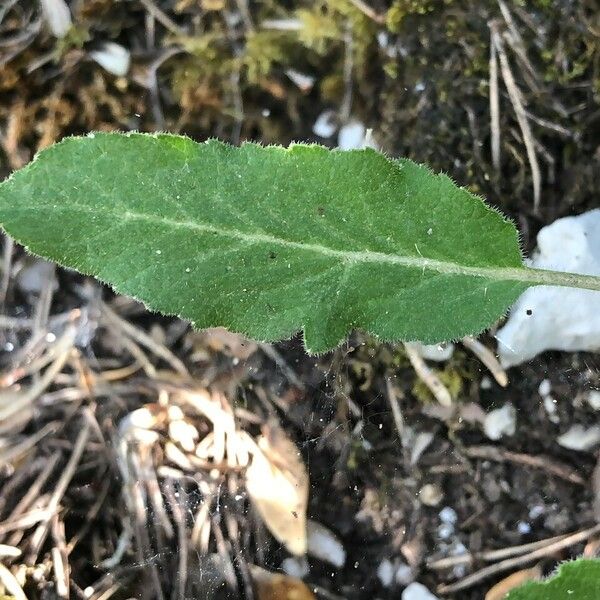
[506,559,600,600]
[0,133,598,353]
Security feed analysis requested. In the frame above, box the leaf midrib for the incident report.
[13,203,600,291]
[119,208,523,281]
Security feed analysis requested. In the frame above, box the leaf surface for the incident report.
[0,133,532,352]
[506,559,600,600]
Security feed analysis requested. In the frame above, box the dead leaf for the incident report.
[246,423,309,555]
[250,565,315,600]
[192,327,258,360]
[484,565,542,600]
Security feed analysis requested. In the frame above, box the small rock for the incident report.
[419,343,454,362]
[417,342,455,362]
[438,508,458,539]
[395,562,414,586]
[439,506,458,525]
[543,396,560,423]
[557,424,600,451]
[281,556,309,578]
[377,559,394,587]
[483,403,516,440]
[89,42,131,76]
[40,0,72,38]
[480,376,493,390]
[402,582,440,600]
[285,69,315,92]
[313,110,337,138]
[528,504,545,520]
[496,208,600,367]
[338,120,366,150]
[307,520,345,568]
[538,379,552,397]
[419,483,444,507]
[437,523,454,540]
[517,521,531,534]
[586,390,600,411]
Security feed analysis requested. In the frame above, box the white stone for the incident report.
[40,0,72,38]
[496,209,600,367]
[89,42,131,76]
[417,342,455,362]
[282,557,309,578]
[313,110,337,138]
[395,562,414,585]
[483,403,516,440]
[377,559,394,587]
[538,379,552,397]
[419,483,443,507]
[306,520,345,568]
[557,424,600,451]
[586,390,600,411]
[402,582,440,600]
[337,120,366,150]
[543,396,560,423]
[439,506,458,525]
[285,69,315,92]
[480,376,493,389]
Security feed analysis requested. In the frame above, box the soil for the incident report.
[1,1,599,599]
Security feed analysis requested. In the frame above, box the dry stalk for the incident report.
[404,342,452,406]
[438,524,600,594]
[490,23,541,213]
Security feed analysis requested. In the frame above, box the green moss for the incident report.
[243,31,292,84]
[55,25,91,57]
[386,0,436,34]
[295,6,342,55]
[412,365,464,404]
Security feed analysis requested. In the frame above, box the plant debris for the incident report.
[1,1,600,599]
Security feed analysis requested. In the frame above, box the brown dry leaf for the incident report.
[484,564,542,600]
[246,423,309,555]
[250,565,315,600]
[192,327,258,360]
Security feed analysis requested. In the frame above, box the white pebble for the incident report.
[40,0,72,38]
[417,342,455,362]
[377,559,394,587]
[497,208,600,367]
[439,506,458,525]
[307,520,345,568]
[586,390,600,411]
[282,556,309,578]
[337,120,366,150]
[89,42,131,77]
[313,110,337,138]
[538,379,552,397]
[557,424,600,451]
[517,521,531,534]
[402,582,440,600]
[483,403,516,440]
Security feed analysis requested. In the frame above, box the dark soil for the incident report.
[1,1,599,599]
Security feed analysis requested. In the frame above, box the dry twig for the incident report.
[438,524,600,594]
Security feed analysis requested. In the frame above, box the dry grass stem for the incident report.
[461,336,508,387]
[404,342,452,406]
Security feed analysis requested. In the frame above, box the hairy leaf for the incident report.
[506,559,600,600]
[0,133,598,353]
